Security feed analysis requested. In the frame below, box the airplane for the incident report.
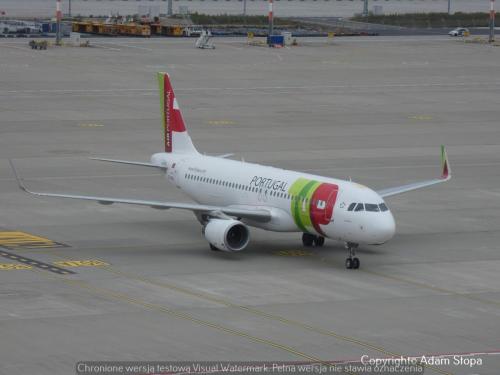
[10,72,451,269]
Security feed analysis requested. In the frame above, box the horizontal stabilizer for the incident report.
[90,157,166,169]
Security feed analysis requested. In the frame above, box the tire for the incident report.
[345,258,353,269]
[352,257,360,269]
[302,233,314,247]
[314,236,325,247]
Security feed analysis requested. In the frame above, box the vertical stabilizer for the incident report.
[157,72,198,154]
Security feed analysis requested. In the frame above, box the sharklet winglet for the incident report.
[9,159,30,194]
[441,145,451,180]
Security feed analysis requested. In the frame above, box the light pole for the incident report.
[489,0,495,43]
[363,0,368,17]
[268,0,273,37]
[243,0,247,16]
[56,0,62,45]
[448,0,451,15]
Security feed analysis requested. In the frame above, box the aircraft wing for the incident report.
[377,145,451,198]
[9,160,271,222]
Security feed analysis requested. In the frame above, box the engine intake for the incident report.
[204,219,250,252]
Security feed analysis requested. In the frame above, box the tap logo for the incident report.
[164,90,172,152]
[289,178,339,236]
[158,73,186,153]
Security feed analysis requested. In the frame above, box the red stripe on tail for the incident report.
[163,76,186,133]
[162,74,187,152]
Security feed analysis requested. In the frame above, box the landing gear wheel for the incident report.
[345,258,353,269]
[209,243,220,251]
[352,257,360,269]
[345,242,359,270]
[302,233,315,247]
[314,236,325,247]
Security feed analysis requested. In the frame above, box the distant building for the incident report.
[0,0,491,18]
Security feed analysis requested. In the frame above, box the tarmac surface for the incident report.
[0,35,499,375]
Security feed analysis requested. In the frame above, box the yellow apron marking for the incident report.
[0,231,66,249]
[102,267,451,375]
[409,115,433,121]
[0,263,32,270]
[39,247,450,375]
[53,259,109,268]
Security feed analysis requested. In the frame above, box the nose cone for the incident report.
[374,212,396,244]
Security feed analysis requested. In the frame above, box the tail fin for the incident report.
[157,72,198,154]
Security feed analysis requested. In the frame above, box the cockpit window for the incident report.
[354,203,364,212]
[349,202,388,213]
[365,204,380,212]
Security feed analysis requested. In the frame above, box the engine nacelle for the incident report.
[204,219,250,252]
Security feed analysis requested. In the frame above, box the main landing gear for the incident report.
[302,233,325,247]
[345,242,360,270]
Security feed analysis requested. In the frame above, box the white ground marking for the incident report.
[2,81,500,96]
[96,42,154,52]
[92,43,121,51]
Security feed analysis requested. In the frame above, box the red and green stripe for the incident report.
[289,178,339,236]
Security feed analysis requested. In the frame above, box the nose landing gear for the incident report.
[302,233,325,247]
[345,242,360,269]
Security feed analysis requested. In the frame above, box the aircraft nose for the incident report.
[374,212,396,244]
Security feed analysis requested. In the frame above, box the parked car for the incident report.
[449,27,470,37]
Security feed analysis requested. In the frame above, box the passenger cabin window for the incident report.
[365,204,380,212]
[379,203,388,212]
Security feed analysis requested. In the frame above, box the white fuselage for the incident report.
[151,152,396,246]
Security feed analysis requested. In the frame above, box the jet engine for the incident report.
[204,219,250,252]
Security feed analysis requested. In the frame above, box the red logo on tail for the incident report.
[162,74,187,152]
[164,91,172,152]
